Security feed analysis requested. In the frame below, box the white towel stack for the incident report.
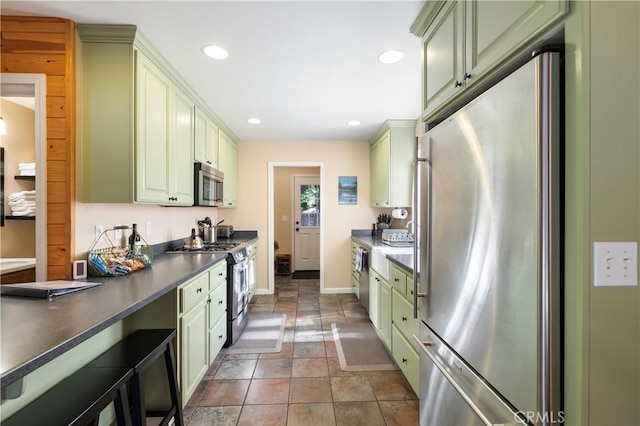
[8,190,37,216]
[18,162,36,176]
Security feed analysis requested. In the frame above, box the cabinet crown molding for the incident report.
[368,119,417,145]
[410,0,447,37]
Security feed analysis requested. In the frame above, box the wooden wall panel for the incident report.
[1,16,76,280]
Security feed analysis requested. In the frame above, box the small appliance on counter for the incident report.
[216,225,234,238]
[381,229,414,247]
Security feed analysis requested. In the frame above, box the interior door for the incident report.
[293,176,320,271]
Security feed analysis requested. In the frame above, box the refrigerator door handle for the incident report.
[412,334,519,426]
[413,136,428,319]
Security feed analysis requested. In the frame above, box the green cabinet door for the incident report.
[180,299,208,406]
[369,269,381,329]
[136,52,171,204]
[218,129,238,207]
[369,121,416,208]
[466,0,568,88]
[379,278,392,348]
[194,107,219,168]
[370,131,391,207]
[171,87,195,205]
[421,0,464,116]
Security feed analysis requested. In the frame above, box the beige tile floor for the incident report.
[183,275,419,425]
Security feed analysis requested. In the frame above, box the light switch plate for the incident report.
[594,242,638,287]
[282,215,288,222]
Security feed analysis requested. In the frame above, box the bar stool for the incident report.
[3,367,133,426]
[85,329,183,426]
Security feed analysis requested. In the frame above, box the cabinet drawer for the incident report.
[392,288,419,352]
[209,313,227,361]
[392,324,420,395]
[209,260,227,290]
[208,284,227,329]
[180,272,209,314]
[390,264,408,295]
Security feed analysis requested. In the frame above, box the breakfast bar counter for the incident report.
[0,251,228,388]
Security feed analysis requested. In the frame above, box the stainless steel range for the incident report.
[166,242,240,253]
[166,241,249,347]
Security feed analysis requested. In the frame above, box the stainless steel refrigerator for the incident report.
[413,51,562,425]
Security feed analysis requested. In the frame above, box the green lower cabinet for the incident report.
[178,261,227,406]
[379,278,392,347]
[209,314,227,360]
[351,274,360,299]
[392,324,420,395]
[180,300,208,406]
[392,288,420,353]
[368,269,382,329]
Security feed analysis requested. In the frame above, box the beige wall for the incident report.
[0,99,36,258]
[274,166,319,256]
[220,139,380,292]
[74,139,398,294]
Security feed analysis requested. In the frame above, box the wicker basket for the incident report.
[87,226,153,277]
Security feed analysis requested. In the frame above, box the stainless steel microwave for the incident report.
[194,162,224,207]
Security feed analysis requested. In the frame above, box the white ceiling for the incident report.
[1,1,425,142]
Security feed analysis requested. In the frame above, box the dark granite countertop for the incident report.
[0,233,257,388]
[387,253,416,275]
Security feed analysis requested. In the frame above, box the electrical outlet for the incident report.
[114,224,123,240]
[95,224,104,241]
[594,242,638,287]
[146,221,152,236]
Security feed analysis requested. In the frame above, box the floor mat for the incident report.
[226,313,286,354]
[332,322,398,371]
[291,270,320,279]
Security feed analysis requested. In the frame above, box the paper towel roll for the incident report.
[392,208,408,219]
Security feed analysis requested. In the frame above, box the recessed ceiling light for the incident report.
[378,49,405,64]
[202,44,229,60]
[247,117,261,125]
[347,120,361,126]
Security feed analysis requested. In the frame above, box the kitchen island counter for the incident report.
[0,235,258,389]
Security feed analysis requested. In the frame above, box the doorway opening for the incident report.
[0,74,47,282]
[268,162,324,294]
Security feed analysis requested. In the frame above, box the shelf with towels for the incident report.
[14,176,35,181]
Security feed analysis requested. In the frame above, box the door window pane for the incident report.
[300,184,320,226]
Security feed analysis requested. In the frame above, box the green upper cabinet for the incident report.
[411,0,568,119]
[77,24,236,205]
[136,53,194,205]
[194,107,219,169]
[218,129,238,208]
[369,120,416,208]
[171,87,196,204]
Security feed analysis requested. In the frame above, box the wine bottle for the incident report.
[128,223,141,251]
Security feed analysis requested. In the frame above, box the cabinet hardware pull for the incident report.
[402,316,407,322]
[463,73,472,80]
[402,358,408,363]
[219,334,223,339]
[454,80,462,88]
[197,288,202,293]
[218,300,223,305]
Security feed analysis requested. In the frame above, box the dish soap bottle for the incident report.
[128,223,141,252]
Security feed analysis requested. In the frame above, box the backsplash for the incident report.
[74,203,225,257]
